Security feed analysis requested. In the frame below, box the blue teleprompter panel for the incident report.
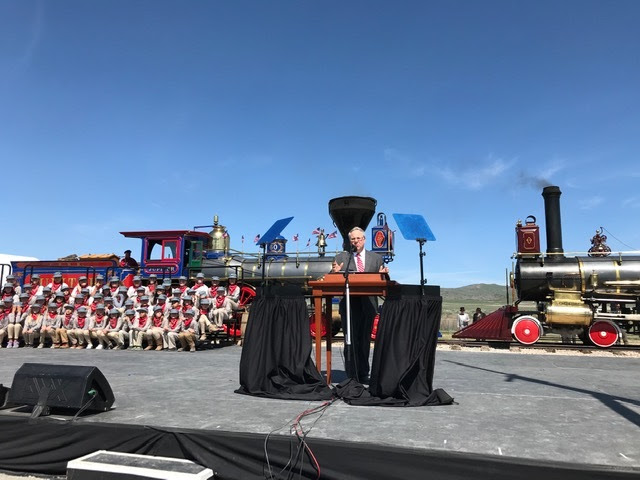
[392,213,436,242]
[258,217,294,245]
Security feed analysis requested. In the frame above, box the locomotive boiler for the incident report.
[455,185,640,347]
[198,196,393,288]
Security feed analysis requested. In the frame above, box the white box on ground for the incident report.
[67,450,214,480]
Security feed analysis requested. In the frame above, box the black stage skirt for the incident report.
[235,286,333,400]
[335,287,453,406]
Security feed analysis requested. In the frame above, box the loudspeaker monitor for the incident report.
[7,363,115,413]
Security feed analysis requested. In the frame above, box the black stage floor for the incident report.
[0,345,638,479]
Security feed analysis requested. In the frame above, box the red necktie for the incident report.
[356,253,364,272]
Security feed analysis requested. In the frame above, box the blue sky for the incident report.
[1,0,639,287]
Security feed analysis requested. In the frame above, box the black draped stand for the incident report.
[235,285,333,400]
[335,285,453,406]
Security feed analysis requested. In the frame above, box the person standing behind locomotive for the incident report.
[178,309,198,352]
[39,302,61,348]
[22,304,43,348]
[145,306,166,351]
[457,307,470,329]
[472,307,486,324]
[119,250,139,270]
[104,308,125,349]
[331,227,389,382]
[57,304,74,348]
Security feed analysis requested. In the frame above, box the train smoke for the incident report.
[518,171,553,190]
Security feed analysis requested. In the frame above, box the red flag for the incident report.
[306,238,311,247]
[326,230,338,239]
[293,234,299,242]
[254,234,261,243]
[311,227,322,235]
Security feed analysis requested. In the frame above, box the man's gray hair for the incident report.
[348,227,365,238]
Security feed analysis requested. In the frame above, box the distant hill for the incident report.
[441,283,507,303]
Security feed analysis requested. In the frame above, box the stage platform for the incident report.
[0,345,638,479]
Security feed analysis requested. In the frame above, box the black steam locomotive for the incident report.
[456,186,640,347]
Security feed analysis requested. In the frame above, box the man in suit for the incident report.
[332,227,389,383]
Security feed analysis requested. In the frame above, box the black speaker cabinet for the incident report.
[8,363,115,412]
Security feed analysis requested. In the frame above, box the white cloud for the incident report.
[622,197,640,209]
[383,149,515,189]
[383,148,426,177]
[579,196,604,210]
[434,155,515,190]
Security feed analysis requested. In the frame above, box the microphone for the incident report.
[351,245,358,253]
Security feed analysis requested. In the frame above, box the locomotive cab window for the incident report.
[147,239,178,261]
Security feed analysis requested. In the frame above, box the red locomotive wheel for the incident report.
[238,285,256,308]
[309,313,329,338]
[588,321,619,348]
[511,316,542,345]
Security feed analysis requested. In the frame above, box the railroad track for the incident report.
[437,339,640,354]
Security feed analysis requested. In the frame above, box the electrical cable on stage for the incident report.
[70,390,97,422]
[263,398,337,480]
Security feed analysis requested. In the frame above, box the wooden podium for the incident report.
[309,273,394,383]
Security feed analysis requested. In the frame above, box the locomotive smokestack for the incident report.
[328,196,377,252]
[542,185,564,258]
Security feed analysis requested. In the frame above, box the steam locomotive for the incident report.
[455,185,640,348]
[3,196,393,298]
